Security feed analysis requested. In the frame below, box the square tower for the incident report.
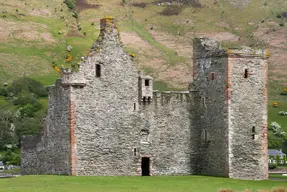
[193,38,269,180]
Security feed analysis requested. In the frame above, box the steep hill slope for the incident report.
[0,0,286,127]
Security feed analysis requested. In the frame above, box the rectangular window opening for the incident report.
[244,69,248,78]
[133,148,137,156]
[143,97,146,105]
[134,103,136,111]
[145,79,149,86]
[96,64,101,77]
[204,130,207,142]
[211,72,215,80]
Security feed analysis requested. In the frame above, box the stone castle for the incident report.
[21,17,269,180]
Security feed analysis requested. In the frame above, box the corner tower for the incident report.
[227,47,269,180]
[193,38,268,180]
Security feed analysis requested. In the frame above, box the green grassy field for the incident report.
[0,176,286,192]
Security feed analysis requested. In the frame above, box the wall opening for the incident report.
[133,148,137,156]
[96,64,101,77]
[211,72,215,80]
[143,97,146,105]
[141,157,150,176]
[244,69,248,78]
[145,79,149,86]
[252,126,255,140]
[147,97,151,103]
[204,129,207,143]
[134,103,136,111]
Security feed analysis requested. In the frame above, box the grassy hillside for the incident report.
[0,0,286,129]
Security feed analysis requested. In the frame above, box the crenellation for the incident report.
[21,19,268,180]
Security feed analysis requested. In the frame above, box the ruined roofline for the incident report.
[193,37,270,59]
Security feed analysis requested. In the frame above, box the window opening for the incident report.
[211,72,215,80]
[143,97,146,105]
[203,129,207,142]
[147,97,151,103]
[134,103,136,111]
[96,64,101,77]
[252,126,255,140]
[244,69,248,78]
[145,79,149,86]
[133,148,137,156]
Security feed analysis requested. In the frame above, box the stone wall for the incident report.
[21,18,268,180]
[137,91,197,175]
[68,18,196,176]
[192,38,229,176]
[21,80,70,175]
[228,48,268,180]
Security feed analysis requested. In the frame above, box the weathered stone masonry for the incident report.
[21,18,269,180]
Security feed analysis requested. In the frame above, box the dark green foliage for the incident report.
[8,77,47,97]
[0,87,8,97]
[268,163,277,169]
[63,0,76,10]
[0,108,18,151]
[0,149,20,165]
[0,77,46,160]
[15,117,41,138]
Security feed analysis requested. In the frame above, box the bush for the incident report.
[279,111,287,116]
[0,87,8,97]
[269,163,278,169]
[270,122,286,136]
[8,77,47,97]
[64,0,76,10]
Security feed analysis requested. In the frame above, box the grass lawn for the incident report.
[0,176,287,192]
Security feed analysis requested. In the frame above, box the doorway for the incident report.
[141,157,150,176]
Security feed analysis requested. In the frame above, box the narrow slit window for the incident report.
[134,103,136,111]
[133,148,137,156]
[244,69,248,78]
[145,79,149,86]
[211,72,215,80]
[252,126,255,140]
[203,130,207,142]
[96,64,101,77]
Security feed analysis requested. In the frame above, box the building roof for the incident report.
[0,161,3,166]
[268,149,286,156]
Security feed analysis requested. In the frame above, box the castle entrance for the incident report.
[141,157,150,176]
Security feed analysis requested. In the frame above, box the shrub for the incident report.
[269,163,277,169]
[7,77,47,97]
[270,122,285,136]
[279,111,287,116]
[63,0,76,10]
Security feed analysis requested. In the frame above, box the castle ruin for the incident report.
[21,17,269,180]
